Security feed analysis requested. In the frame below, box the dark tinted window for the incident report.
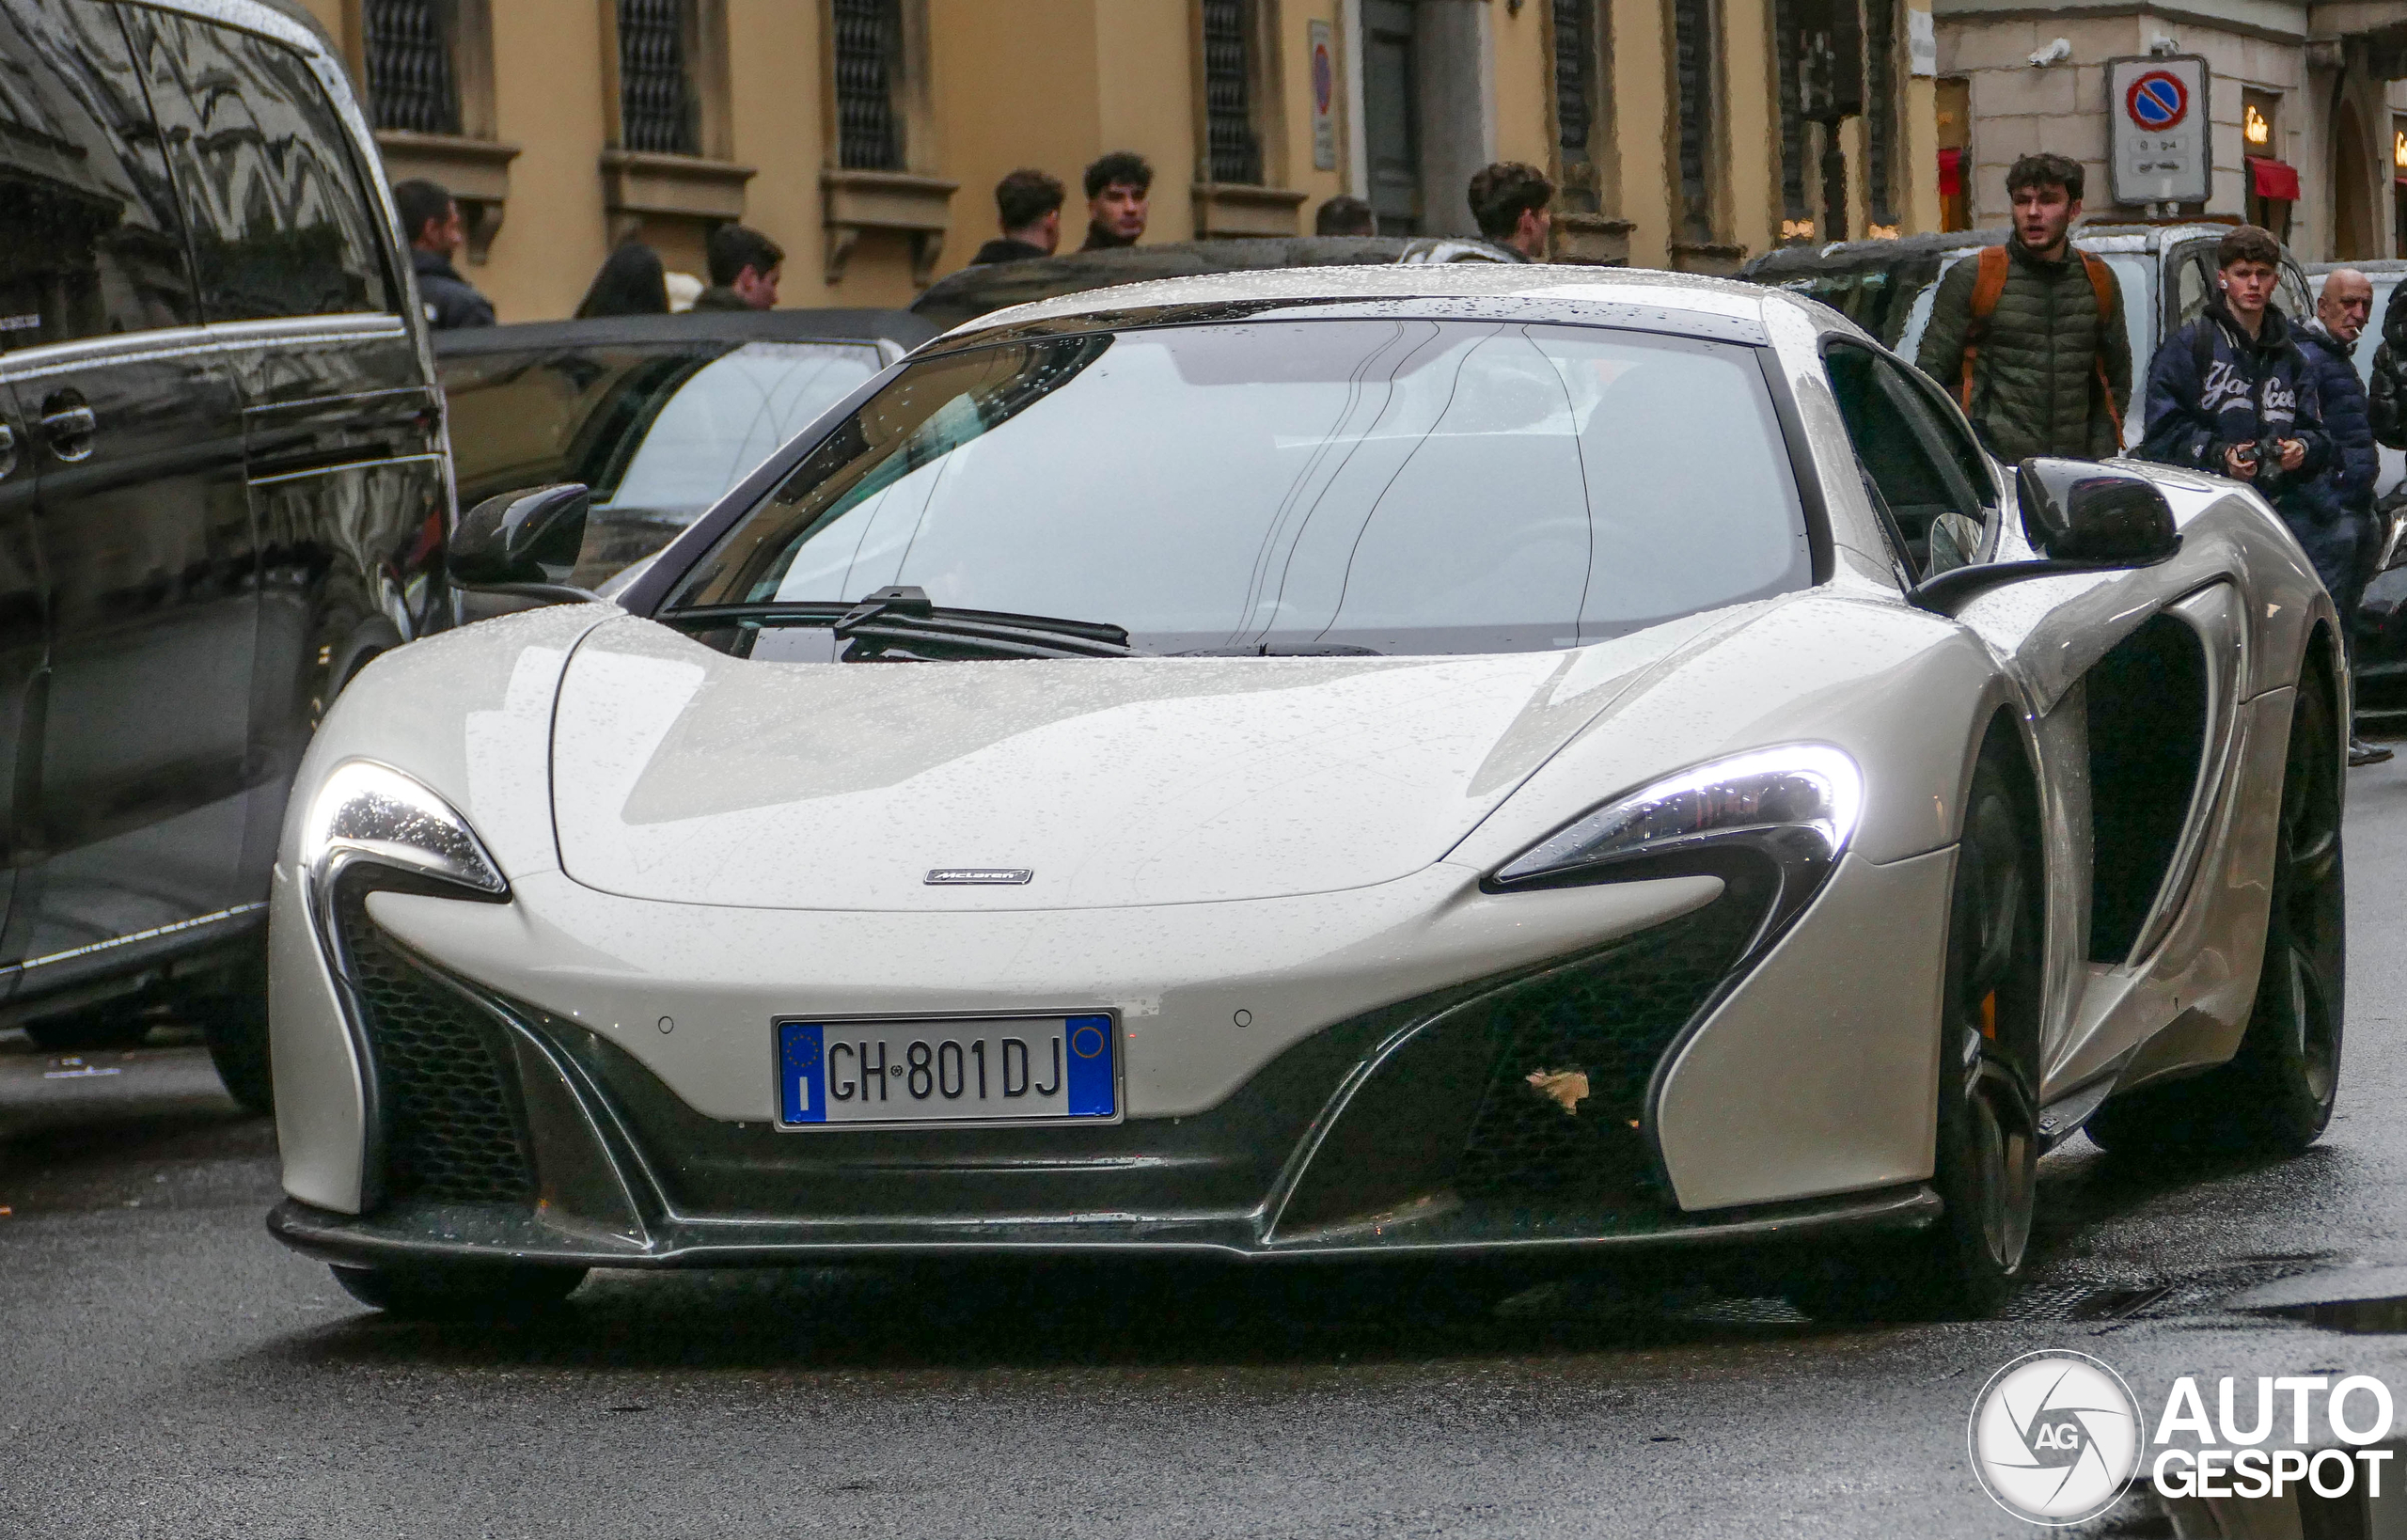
[128,11,392,321]
[0,0,195,348]
[441,339,884,583]
[1828,345,1989,576]
[669,320,1813,656]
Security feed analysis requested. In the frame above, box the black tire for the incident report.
[2084,667,2345,1156]
[1789,743,2043,1321]
[331,1261,588,1320]
[183,945,274,1116]
[21,1010,150,1053]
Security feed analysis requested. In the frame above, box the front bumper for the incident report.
[269,840,1956,1268]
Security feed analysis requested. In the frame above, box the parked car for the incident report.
[0,0,444,1108]
[437,309,936,599]
[268,264,2343,1323]
[910,235,1520,330]
[1740,223,2313,452]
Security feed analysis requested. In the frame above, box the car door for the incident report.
[1821,338,2245,1094]
[0,0,256,976]
[121,7,447,903]
[0,377,43,951]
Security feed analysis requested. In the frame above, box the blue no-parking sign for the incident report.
[2108,55,2210,206]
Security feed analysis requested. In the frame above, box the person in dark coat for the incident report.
[2296,268,2392,764]
[1078,152,1151,251]
[2141,224,2334,579]
[575,241,670,319]
[392,179,494,329]
[1469,163,1553,259]
[692,225,782,310]
[971,169,1063,264]
[1314,196,1376,236]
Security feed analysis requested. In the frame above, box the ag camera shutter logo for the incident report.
[1969,1350,2143,1525]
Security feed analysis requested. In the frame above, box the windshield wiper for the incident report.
[669,587,1140,661]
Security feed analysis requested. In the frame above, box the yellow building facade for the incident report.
[293,0,1941,321]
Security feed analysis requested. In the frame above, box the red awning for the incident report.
[1938,146,1962,198]
[2250,157,2300,201]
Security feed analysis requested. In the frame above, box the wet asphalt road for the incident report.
[8,769,2407,1537]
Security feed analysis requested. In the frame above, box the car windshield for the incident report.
[666,318,1814,657]
[442,339,883,583]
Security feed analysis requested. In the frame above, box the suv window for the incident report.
[0,0,197,347]
[2172,243,2310,332]
[128,11,392,322]
[1826,343,1990,577]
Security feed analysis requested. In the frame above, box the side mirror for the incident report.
[2017,458,2179,565]
[450,483,592,595]
[1912,459,2181,615]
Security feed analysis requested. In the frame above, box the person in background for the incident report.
[1079,152,1152,251]
[2296,268,2392,765]
[1468,163,1553,260]
[575,240,669,319]
[972,170,1065,264]
[2140,225,2332,589]
[1913,153,2129,463]
[392,178,494,329]
[693,225,782,311]
[1314,196,1376,237]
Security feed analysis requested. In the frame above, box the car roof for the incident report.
[936,262,1782,346]
[911,236,1519,329]
[1739,222,2244,280]
[432,307,939,359]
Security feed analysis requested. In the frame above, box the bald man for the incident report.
[2299,268,2390,764]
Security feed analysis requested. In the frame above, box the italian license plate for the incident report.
[775,1014,1119,1128]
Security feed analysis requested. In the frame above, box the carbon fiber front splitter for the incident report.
[267,1181,1941,1271]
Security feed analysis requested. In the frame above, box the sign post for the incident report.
[2107,55,2210,208]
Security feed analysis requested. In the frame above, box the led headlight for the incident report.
[1488,745,1864,945]
[301,760,507,898]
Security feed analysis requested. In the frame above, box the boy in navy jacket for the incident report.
[2139,226,2331,543]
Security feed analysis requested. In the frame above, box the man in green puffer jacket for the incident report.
[1915,152,2132,463]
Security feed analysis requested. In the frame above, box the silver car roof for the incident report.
[940,262,1791,345]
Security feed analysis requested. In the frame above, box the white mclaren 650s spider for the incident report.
[267,265,2345,1321]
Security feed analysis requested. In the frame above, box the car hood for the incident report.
[548,611,1754,909]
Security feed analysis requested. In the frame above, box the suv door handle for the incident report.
[39,405,95,462]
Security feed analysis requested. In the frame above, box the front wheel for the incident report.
[2085,668,2344,1156]
[1790,744,2042,1321]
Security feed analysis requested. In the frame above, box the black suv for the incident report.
[0,0,448,1108]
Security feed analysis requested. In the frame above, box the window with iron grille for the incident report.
[1863,0,1897,227]
[1553,0,1593,164]
[832,0,904,171]
[363,0,459,135]
[1772,0,1808,228]
[619,0,698,155]
[1203,0,1262,184]
[1670,0,1716,242]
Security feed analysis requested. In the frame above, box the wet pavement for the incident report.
[8,763,2407,1536]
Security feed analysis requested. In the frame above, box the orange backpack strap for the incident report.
[2079,251,2126,444]
[1959,245,2011,413]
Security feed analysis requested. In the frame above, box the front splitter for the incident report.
[267,1183,1942,1271]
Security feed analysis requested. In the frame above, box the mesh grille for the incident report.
[1455,897,1761,1203]
[618,0,697,156]
[363,0,459,134]
[338,891,532,1205]
[832,0,901,171]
